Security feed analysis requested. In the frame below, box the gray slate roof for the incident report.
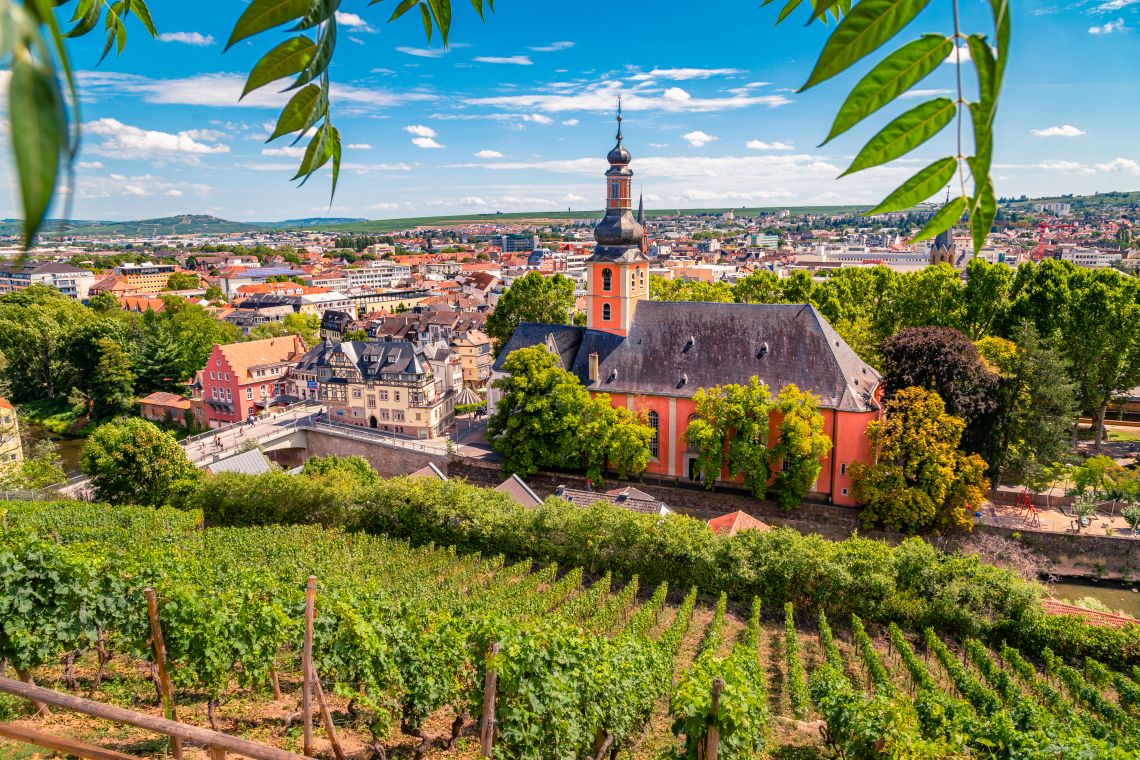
[296,340,429,381]
[206,449,274,476]
[493,301,881,413]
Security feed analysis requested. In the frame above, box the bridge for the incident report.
[52,403,496,500]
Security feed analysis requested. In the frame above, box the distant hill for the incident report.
[259,217,368,228]
[1000,190,1140,213]
[53,215,264,237]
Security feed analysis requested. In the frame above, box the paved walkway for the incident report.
[978,500,1140,538]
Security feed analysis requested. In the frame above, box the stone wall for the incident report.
[303,429,446,477]
[974,523,1140,581]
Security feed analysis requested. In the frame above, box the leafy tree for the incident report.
[850,387,989,533]
[0,285,94,400]
[651,276,734,304]
[880,326,999,452]
[1006,259,1074,339]
[0,439,66,490]
[578,395,653,484]
[150,296,241,380]
[779,270,815,304]
[769,385,832,509]
[80,418,198,506]
[886,263,963,331]
[86,292,121,313]
[957,258,1012,340]
[282,312,320,346]
[686,377,775,498]
[975,323,1078,490]
[204,285,225,303]
[731,271,782,304]
[1058,269,1140,450]
[486,272,576,355]
[137,324,187,394]
[342,329,370,342]
[489,346,590,476]
[90,337,137,416]
[165,272,201,290]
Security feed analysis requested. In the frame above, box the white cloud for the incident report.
[84,118,230,159]
[466,79,789,113]
[563,193,586,202]
[629,68,744,81]
[1030,124,1086,137]
[412,137,445,149]
[165,189,184,197]
[683,130,718,147]
[1089,18,1127,33]
[900,88,953,98]
[158,31,215,46]
[648,143,668,148]
[368,202,401,210]
[459,196,489,206]
[347,143,373,149]
[529,41,575,52]
[680,189,793,202]
[746,139,794,150]
[335,12,374,30]
[396,46,447,58]
[1093,0,1137,11]
[262,146,306,157]
[663,87,692,102]
[76,161,104,169]
[182,128,228,141]
[944,44,971,64]
[404,124,437,138]
[76,71,436,112]
[474,56,533,65]
[475,149,505,158]
[1095,157,1140,174]
[562,118,579,126]
[528,114,554,125]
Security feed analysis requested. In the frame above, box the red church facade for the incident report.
[490,108,882,507]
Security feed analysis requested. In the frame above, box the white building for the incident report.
[1060,246,1122,269]
[343,263,413,289]
[0,262,96,300]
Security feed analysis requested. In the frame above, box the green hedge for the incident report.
[1,500,201,543]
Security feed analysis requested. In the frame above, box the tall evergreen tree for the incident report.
[137,325,187,394]
[90,337,137,416]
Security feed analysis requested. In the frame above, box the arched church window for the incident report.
[631,271,637,289]
[601,268,612,291]
[602,303,611,321]
[647,410,660,459]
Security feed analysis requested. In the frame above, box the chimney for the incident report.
[588,352,599,382]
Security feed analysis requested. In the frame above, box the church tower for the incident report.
[929,227,957,266]
[587,100,648,336]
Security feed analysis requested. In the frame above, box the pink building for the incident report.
[191,335,307,429]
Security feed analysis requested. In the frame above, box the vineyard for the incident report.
[2,502,1140,759]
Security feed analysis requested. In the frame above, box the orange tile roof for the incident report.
[235,283,329,295]
[707,510,770,536]
[138,391,192,409]
[0,397,13,412]
[216,335,307,381]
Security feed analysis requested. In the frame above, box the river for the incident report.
[1048,579,1140,618]
[23,423,86,476]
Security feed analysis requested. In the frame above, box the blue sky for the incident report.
[2,0,1138,221]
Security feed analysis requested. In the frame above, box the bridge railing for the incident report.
[296,419,444,454]
[181,401,321,447]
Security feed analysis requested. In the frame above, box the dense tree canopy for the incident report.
[80,418,198,506]
[489,346,652,482]
[851,387,989,533]
[486,272,576,355]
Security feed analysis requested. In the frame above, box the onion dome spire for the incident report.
[607,97,631,166]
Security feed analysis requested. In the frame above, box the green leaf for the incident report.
[991,0,1010,83]
[226,0,310,50]
[426,0,452,45]
[9,57,66,248]
[128,0,157,36]
[969,177,996,255]
[293,23,336,88]
[387,0,420,22]
[293,122,336,182]
[841,97,954,176]
[269,84,328,141]
[865,157,957,215]
[294,0,340,32]
[419,3,432,43]
[469,0,486,22]
[242,36,316,98]
[801,0,934,90]
[66,0,102,38]
[911,196,966,243]
[824,34,952,144]
[776,0,804,24]
[329,126,343,203]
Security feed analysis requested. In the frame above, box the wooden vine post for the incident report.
[479,642,500,758]
[702,677,725,760]
[144,588,182,760]
[302,576,316,757]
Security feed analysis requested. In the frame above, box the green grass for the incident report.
[17,397,87,436]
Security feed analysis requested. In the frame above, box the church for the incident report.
[489,110,882,507]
